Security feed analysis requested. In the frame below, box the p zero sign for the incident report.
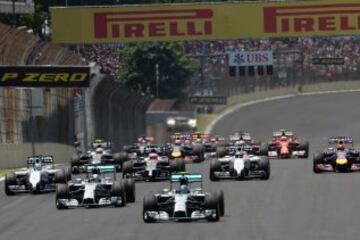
[228,51,273,67]
[0,66,90,88]
[51,1,360,43]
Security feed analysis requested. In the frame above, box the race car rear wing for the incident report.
[27,155,54,165]
[91,141,112,150]
[86,165,116,174]
[328,136,353,144]
[170,173,202,183]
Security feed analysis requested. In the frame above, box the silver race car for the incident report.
[143,173,224,222]
[5,155,71,195]
[122,150,185,181]
[210,144,270,181]
[56,165,135,209]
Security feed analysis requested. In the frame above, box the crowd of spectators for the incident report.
[76,44,122,77]
[76,37,360,94]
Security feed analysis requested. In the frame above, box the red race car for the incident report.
[267,129,309,159]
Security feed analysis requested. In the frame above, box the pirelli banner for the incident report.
[0,66,90,88]
[51,0,360,43]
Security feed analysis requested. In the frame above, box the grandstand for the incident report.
[0,23,84,144]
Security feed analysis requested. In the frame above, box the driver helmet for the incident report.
[96,147,103,154]
[34,163,42,171]
[180,184,190,194]
[280,136,287,141]
[235,151,245,158]
[337,142,345,151]
[149,153,158,160]
[92,174,101,182]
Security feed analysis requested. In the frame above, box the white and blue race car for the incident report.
[5,155,71,195]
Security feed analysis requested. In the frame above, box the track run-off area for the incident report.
[1,91,360,240]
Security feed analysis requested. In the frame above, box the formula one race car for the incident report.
[122,149,186,181]
[227,131,268,155]
[143,173,224,222]
[5,155,71,195]
[71,140,122,174]
[56,165,135,209]
[210,144,270,181]
[267,129,309,158]
[313,136,360,173]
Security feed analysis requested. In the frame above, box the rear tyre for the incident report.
[170,158,186,172]
[122,160,134,178]
[299,141,309,158]
[5,173,16,196]
[192,144,204,162]
[216,190,225,216]
[205,193,220,222]
[216,146,227,158]
[143,194,158,223]
[123,178,136,203]
[258,142,269,156]
[56,184,69,209]
[313,153,323,173]
[114,152,128,171]
[210,159,221,181]
[111,181,126,207]
[258,157,270,180]
[54,169,67,183]
[65,168,72,181]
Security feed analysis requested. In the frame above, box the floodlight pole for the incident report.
[12,0,16,27]
[155,63,160,99]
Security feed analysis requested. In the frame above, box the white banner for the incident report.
[228,51,273,67]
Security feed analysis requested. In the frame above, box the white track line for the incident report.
[206,89,360,133]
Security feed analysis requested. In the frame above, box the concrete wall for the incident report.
[0,143,74,169]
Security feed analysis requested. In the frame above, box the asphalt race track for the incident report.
[1,91,360,240]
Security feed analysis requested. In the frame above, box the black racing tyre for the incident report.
[5,173,17,196]
[258,156,270,180]
[114,152,128,170]
[216,190,225,217]
[111,181,126,207]
[56,184,69,209]
[71,154,80,167]
[122,160,134,178]
[143,194,158,223]
[124,178,136,203]
[71,166,80,174]
[313,153,323,173]
[216,146,227,158]
[258,142,269,156]
[65,168,72,181]
[204,193,220,222]
[210,159,221,181]
[170,158,186,172]
[54,169,67,184]
[192,144,205,162]
[299,141,309,158]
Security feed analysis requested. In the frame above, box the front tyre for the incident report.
[143,194,158,223]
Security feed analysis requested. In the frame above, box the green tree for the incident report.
[118,42,197,99]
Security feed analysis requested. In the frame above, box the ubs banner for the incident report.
[228,51,273,67]
[0,66,90,87]
[51,0,360,43]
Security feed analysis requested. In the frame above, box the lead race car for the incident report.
[313,136,360,173]
[210,142,270,181]
[143,173,224,222]
[267,129,309,159]
[5,155,71,195]
[56,165,135,209]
